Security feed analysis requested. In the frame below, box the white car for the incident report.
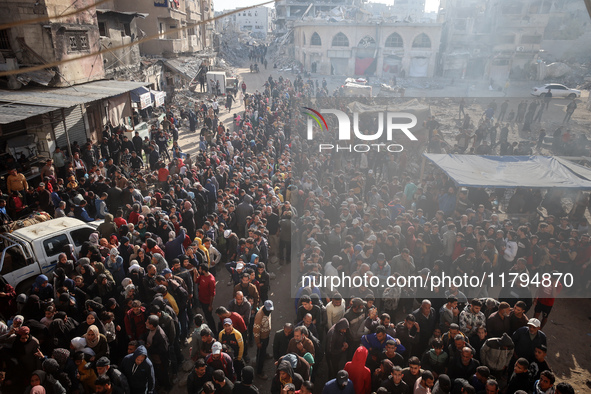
[531,83,580,98]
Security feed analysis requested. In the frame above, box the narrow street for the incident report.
[171,63,299,393]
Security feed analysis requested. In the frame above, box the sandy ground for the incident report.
[167,64,591,393]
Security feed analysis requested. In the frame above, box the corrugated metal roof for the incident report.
[164,59,200,80]
[0,80,150,109]
[0,102,60,125]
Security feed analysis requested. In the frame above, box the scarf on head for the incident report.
[195,237,211,266]
[280,374,292,387]
[51,348,71,369]
[31,386,46,394]
[85,325,100,348]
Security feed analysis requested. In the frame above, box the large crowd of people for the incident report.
[0,68,585,394]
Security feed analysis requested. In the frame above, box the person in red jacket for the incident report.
[344,346,371,394]
[197,264,217,330]
[215,306,247,333]
[124,300,147,340]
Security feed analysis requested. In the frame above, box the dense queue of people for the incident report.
[0,70,584,394]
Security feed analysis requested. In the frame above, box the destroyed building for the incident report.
[96,9,147,80]
[439,0,553,81]
[111,0,215,57]
[275,0,362,34]
[0,0,106,88]
[218,6,271,39]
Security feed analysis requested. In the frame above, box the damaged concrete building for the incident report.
[0,0,106,88]
[275,0,363,35]
[96,9,147,80]
[439,0,552,81]
[110,0,215,57]
[293,9,442,78]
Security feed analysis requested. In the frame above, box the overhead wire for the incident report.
[0,0,278,78]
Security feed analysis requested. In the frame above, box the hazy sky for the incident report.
[216,0,441,14]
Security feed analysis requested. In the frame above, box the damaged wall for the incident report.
[0,0,105,87]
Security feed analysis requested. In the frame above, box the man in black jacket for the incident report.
[273,323,294,362]
[143,315,171,389]
[95,357,130,394]
[187,358,212,394]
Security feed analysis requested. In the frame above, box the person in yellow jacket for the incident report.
[219,318,244,362]
[6,168,28,195]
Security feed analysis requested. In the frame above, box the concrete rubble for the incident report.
[218,30,257,67]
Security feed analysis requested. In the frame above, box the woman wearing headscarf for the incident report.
[62,244,78,264]
[109,234,120,249]
[91,260,114,283]
[52,268,67,296]
[24,369,66,394]
[84,325,109,361]
[79,262,96,287]
[63,278,87,317]
[55,254,75,279]
[151,253,168,274]
[21,294,44,321]
[31,274,54,302]
[12,326,42,375]
[106,248,125,285]
[145,236,164,256]
[49,318,72,350]
[75,312,106,337]
[136,220,147,240]
[51,348,80,393]
[194,237,210,268]
[90,274,116,303]
[130,246,150,268]
[156,220,173,245]
[121,284,136,301]
[42,358,71,393]
[79,233,100,260]
[127,261,144,291]
[0,314,24,345]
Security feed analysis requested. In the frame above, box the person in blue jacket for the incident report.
[322,370,355,394]
[438,187,457,218]
[361,325,406,364]
[119,345,155,394]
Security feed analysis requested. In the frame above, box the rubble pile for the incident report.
[218,30,253,66]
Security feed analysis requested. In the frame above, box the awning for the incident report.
[151,90,166,107]
[95,9,148,18]
[0,102,61,125]
[424,154,591,189]
[0,80,150,108]
[107,94,132,127]
[130,86,153,108]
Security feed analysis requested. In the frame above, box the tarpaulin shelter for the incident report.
[424,154,591,189]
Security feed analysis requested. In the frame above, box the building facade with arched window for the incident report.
[293,21,442,78]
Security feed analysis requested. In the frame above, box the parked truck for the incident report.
[0,217,96,293]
